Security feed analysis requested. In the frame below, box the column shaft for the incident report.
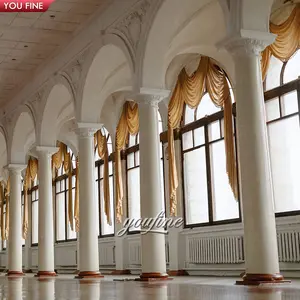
[139,99,167,279]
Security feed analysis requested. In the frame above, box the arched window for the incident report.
[264,49,300,214]
[31,176,39,245]
[126,111,165,233]
[182,88,240,226]
[94,128,114,237]
[55,145,77,242]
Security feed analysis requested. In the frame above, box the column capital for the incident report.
[75,122,103,138]
[4,164,27,174]
[133,88,170,108]
[217,29,276,57]
[36,146,59,156]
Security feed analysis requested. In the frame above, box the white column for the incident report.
[76,123,102,278]
[6,164,26,276]
[36,146,58,277]
[24,192,32,272]
[137,90,169,280]
[222,33,283,284]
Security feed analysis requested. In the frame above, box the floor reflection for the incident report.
[0,276,299,300]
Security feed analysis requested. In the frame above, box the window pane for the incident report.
[183,147,209,224]
[56,193,66,241]
[197,93,220,119]
[268,116,300,213]
[109,161,113,175]
[66,189,76,240]
[160,159,165,213]
[100,164,104,179]
[266,56,283,90]
[182,131,193,151]
[283,50,300,84]
[194,127,205,146]
[210,141,239,221]
[127,153,135,169]
[127,168,141,231]
[95,166,98,180]
[135,151,140,167]
[32,201,38,244]
[100,177,114,236]
[265,98,280,122]
[61,179,65,191]
[184,105,195,124]
[208,121,220,142]
[56,181,60,193]
[281,91,298,116]
[128,134,136,147]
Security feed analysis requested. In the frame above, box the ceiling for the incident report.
[0,0,105,105]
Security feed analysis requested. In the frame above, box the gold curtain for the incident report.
[52,142,66,171]
[4,178,10,240]
[168,56,237,216]
[22,167,31,240]
[74,156,79,232]
[0,182,4,241]
[115,101,139,223]
[261,4,300,80]
[96,130,111,225]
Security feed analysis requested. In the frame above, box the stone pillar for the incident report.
[136,89,169,280]
[6,164,26,276]
[75,123,103,278]
[221,32,285,284]
[36,146,58,277]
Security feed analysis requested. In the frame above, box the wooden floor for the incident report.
[0,274,299,299]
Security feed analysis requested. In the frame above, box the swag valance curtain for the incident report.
[168,56,237,217]
[115,101,139,223]
[262,4,300,80]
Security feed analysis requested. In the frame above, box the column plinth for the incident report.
[36,146,58,277]
[75,123,103,279]
[220,33,287,285]
[5,164,27,277]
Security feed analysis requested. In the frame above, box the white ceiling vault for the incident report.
[0,0,106,105]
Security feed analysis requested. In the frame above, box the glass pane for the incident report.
[160,159,165,213]
[95,180,100,236]
[95,166,98,180]
[184,105,195,124]
[135,151,140,166]
[182,131,193,151]
[266,56,283,90]
[127,153,135,169]
[157,111,163,134]
[100,177,114,236]
[107,143,113,155]
[210,141,239,221]
[284,50,300,84]
[100,164,104,179]
[194,127,205,146]
[56,193,66,241]
[128,134,136,147]
[109,161,113,176]
[265,97,280,122]
[208,121,220,142]
[197,93,220,119]
[281,91,298,116]
[32,201,38,244]
[268,116,300,213]
[72,175,76,188]
[66,189,76,240]
[56,181,60,193]
[183,147,209,224]
[61,179,65,191]
[127,168,141,231]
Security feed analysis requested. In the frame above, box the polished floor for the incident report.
[0,274,299,299]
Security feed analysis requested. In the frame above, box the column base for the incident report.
[23,269,33,274]
[6,271,25,277]
[168,270,189,276]
[236,273,291,285]
[135,273,172,281]
[111,270,131,275]
[75,271,104,279]
[35,271,57,277]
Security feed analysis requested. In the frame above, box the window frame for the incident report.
[264,77,300,217]
[180,104,242,229]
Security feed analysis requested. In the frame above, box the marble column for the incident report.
[136,89,169,280]
[75,123,103,278]
[221,33,284,284]
[36,146,58,277]
[6,164,26,276]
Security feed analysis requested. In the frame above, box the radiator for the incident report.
[277,231,300,262]
[187,235,244,264]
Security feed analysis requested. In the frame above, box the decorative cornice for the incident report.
[36,146,59,156]
[133,88,170,107]
[5,164,27,174]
